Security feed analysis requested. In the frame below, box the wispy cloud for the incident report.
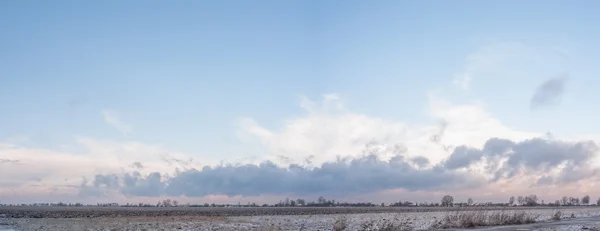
[68,94,88,110]
[453,41,568,91]
[530,75,568,109]
[102,110,133,134]
[4,134,29,144]
[453,42,529,90]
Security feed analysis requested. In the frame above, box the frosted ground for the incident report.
[3,207,600,230]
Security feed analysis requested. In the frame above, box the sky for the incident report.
[2,0,600,205]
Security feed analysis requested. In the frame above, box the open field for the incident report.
[2,206,600,230]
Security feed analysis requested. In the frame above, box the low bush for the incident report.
[552,210,562,221]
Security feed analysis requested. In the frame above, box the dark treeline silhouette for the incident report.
[2,194,598,208]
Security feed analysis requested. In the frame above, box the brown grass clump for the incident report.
[431,210,539,229]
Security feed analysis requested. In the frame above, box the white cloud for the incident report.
[102,110,133,134]
[237,93,540,166]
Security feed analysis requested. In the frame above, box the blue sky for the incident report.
[2,1,600,203]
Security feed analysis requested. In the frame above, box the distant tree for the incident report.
[441,195,454,207]
[509,196,515,205]
[162,199,172,207]
[597,198,600,206]
[467,198,473,206]
[524,195,538,206]
[570,197,579,206]
[583,195,590,205]
[555,200,560,206]
[562,196,569,206]
[173,200,179,207]
[317,196,326,204]
[517,196,524,206]
[296,199,306,206]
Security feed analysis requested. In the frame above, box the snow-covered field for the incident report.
[2,207,600,230]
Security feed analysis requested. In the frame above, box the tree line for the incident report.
[436,194,598,207]
[3,195,600,208]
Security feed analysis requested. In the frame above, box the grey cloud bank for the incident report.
[80,155,481,198]
[80,137,599,198]
[444,137,598,184]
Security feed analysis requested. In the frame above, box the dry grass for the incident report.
[333,216,349,231]
[431,210,539,229]
[552,210,562,221]
[356,214,413,231]
[333,215,414,231]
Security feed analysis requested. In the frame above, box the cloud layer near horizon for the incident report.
[2,94,600,203]
[79,137,599,198]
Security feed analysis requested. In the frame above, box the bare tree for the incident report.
[172,200,179,207]
[509,196,515,205]
[562,196,569,206]
[467,197,473,206]
[517,196,524,206]
[569,197,579,206]
[162,199,172,207]
[597,198,600,206]
[582,195,590,205]
[296,199,306,206]
[441,195,454,207]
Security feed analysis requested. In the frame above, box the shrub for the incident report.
[552,210,562,221]
[333,216,348,231]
